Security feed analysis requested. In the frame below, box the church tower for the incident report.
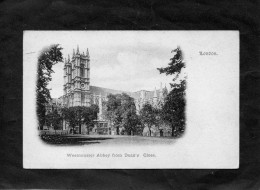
[63,46,91,107]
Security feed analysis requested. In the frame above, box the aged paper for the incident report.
[23,31,239,169]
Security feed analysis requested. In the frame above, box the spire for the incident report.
[77,45,79,54]
[73,49,75,57]
[64,58,67,66]
[83,51,85,56]
[68,54,70,62]
[86,48,89,57]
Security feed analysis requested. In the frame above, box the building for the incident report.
[63,45,91,107]
[47,46,168,135]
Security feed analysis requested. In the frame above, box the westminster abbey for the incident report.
[46,46,168,135]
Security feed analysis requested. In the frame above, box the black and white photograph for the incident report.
[38,38,185,145]
[1,0,259,188]
[23,31,239,169]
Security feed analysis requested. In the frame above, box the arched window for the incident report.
[80,67,84,77]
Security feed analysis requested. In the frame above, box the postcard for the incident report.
[23,31,239,169]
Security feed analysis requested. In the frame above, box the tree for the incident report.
[104,93,140,135]
[82,104,99,134]
[122,109,140,135]
[104,94,123,135]
[158,46,186,137]
[45,109,62,132]
[61,107,77,134]
[62,105,99,134]
[37,44,63,130]
[121,94,140,135]
[161,81,185,136]
[62,106,83,134]
[139,102,157,136]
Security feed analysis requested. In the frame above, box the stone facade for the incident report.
[46,47,168,134]
[63,45,91,107]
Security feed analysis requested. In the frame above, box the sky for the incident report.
[42,32,177,98]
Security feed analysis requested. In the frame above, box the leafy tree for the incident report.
[161,81,185,136]
[61,107,77,134]
[104,93,140,135]
[82,104,99,134]
[121,94,140,135]
[139,102,157,136]
[104,94,123,135]
[62,105,99,134]
[157,46,185,86]
[45,109,62,131]
[37,44,63,130]
[122,109,140,135]
[158,46,186,137]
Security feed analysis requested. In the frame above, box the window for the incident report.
[80,67,84,77]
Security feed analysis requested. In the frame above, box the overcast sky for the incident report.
[41,32,178,98]
[24,31,186,98]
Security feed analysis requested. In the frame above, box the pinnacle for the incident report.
[86,48,89,57]
[77,45,79,54]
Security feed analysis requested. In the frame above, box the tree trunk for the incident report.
[171,124,174,137]
[149,127,151,137]
[116,126,119,135]
[87,126,89,135]
[79,123,81,134]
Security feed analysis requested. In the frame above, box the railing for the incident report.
[39,130,69,136]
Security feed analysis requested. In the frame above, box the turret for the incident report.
[73,49,75,58]
[64,58,67,67]
[76,45,80,54]
[63,58,67,95]
[86,48,90,59]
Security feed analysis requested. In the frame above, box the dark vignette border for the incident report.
[0,0,259,189]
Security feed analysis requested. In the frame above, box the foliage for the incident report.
[45,109,62,130]
[158,46,186,137]
[36,44,63,129]
[104,93,140,135]
[139,102,157,136]
[104,94,122,135]
[158,46,185,87]
[61,106,99,134]
[82,104,99,134]
[61,107,78,134]
[121,94,140,135]
[161,81,186,136]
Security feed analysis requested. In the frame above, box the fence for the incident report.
[39,130,69,136]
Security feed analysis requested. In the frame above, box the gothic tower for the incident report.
[63,46,91,107]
